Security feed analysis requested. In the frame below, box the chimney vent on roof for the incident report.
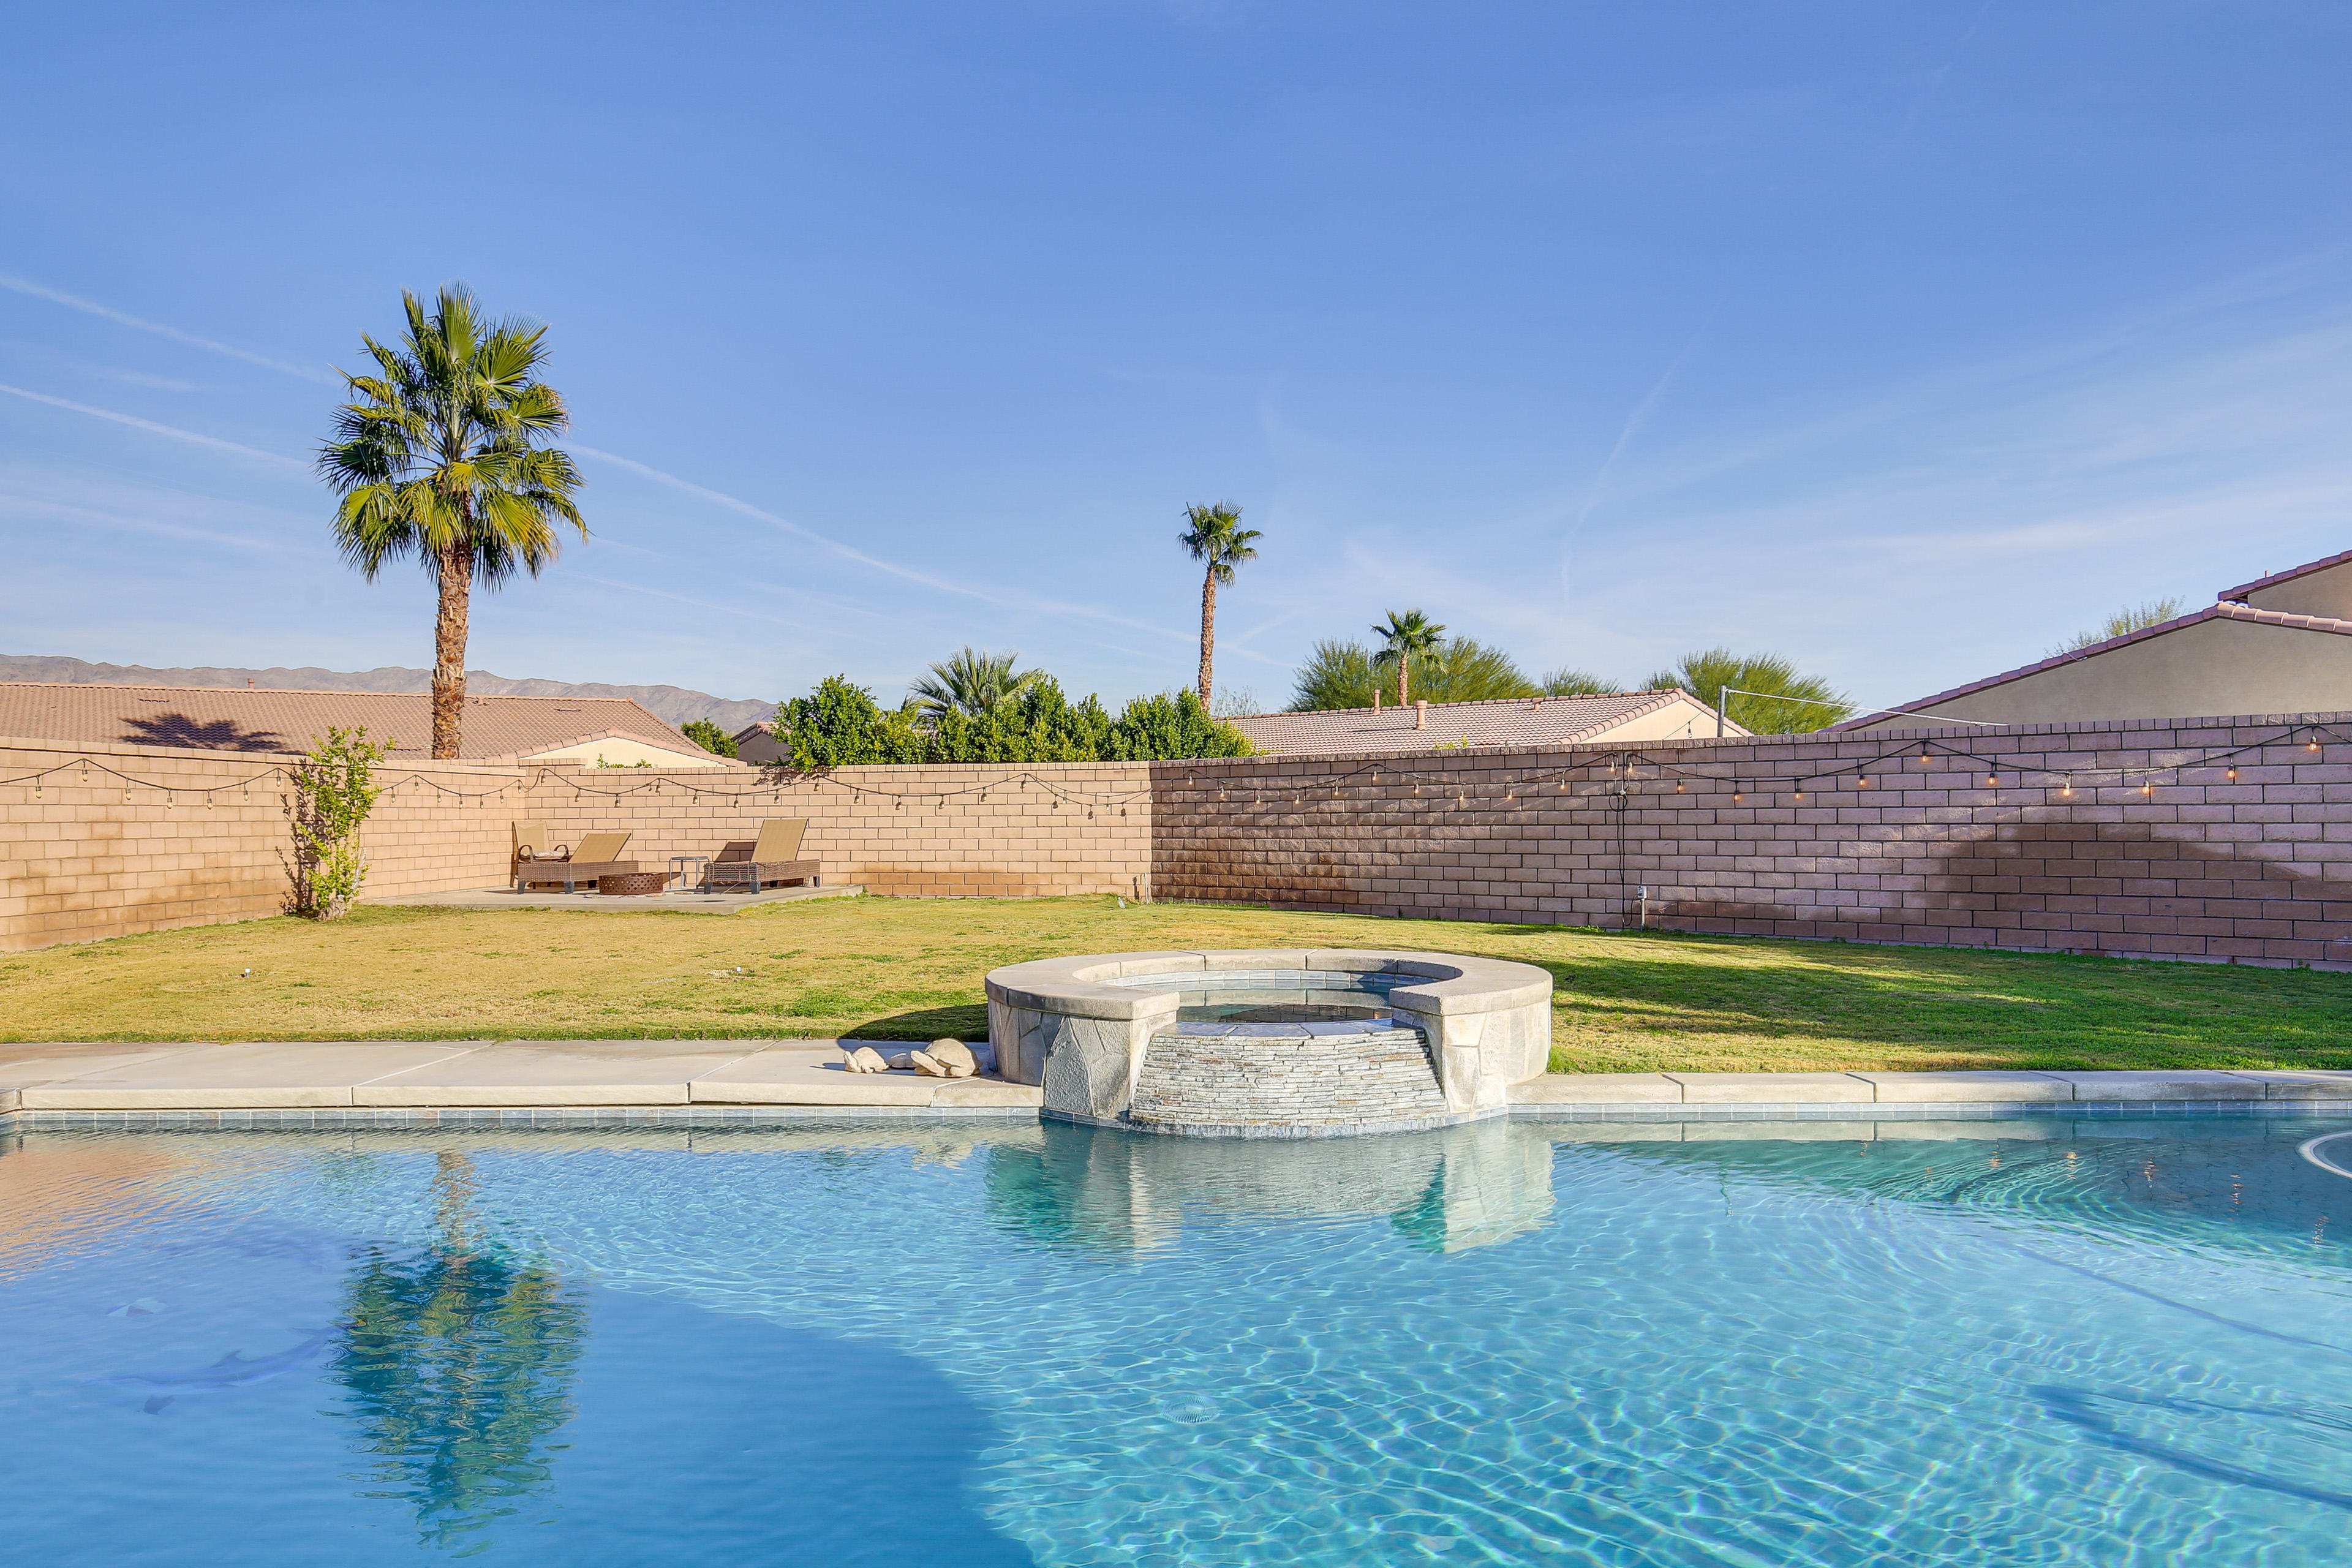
[1414,699,1427,730]
[246,678,253,687]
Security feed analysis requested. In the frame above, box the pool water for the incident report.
[4,1117,2349,1566]
[1148,967,1406,1025]
[1172,990,1395,1024]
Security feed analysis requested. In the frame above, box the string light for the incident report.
[2141,781,2154,796]
[1732,791,1743,804]
[1985,774,1998,788]
[1857,775,1870,788]
[2226,767,2237,782]
[2061,777,2074,797]
[1674,781,1684,793]
[1920,751,1931,764]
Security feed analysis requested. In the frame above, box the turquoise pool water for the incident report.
[2,1117,2348,1565]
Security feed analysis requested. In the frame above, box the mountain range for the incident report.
[0,656,777,733]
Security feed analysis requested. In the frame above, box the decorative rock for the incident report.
[907,1049,949,1077]
[843,1046,889,1074]
[929,1039,979,1077]
[884,1052,915,1071]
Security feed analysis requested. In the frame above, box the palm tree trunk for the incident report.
[1197,568,1217,706]
[1398,652,1410,707]
[431,541,473,760]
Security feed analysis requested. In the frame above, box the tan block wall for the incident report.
[0,738,1152,952]
[1149,712,2352,970]
[14,715,2352,970]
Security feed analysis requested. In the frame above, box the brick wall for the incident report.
[1148,712,2352,970]
[12,714,2352,968]
[0,737,1151,952]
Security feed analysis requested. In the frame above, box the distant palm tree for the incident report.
[909,647,1042,720]
[2049,597,2184,656]
[1371,609,1447,706]
[1178,502,1262,706]
[318,286,586,759]
[1645,648,1853,733]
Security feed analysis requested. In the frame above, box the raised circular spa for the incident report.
[984,949,1553,1138]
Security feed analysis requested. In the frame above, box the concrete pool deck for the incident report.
[1,1041,2347,1123]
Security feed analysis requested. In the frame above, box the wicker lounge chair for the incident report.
[516,831,641,893]
[704,820,821,892]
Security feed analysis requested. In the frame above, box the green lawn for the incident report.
[2,895,2348,1073]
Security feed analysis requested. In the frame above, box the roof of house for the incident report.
[0,681,713,761]
[2217,548,2352,603]
[1226,690,1719,755]
[1834,597,2352,731]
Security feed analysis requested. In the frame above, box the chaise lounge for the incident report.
[704,819,822,892]
[515,829,641,894]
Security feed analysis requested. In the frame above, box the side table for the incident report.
[669,854,712,894]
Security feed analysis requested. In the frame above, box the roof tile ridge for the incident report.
[1832,605,2229,729]
[2216,546,2352,604]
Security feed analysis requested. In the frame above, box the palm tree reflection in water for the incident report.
[331,1151,589,1552]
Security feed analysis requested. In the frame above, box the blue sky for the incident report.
[5,2,2350,714]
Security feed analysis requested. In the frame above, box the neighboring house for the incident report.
[0,682,740,767]
[1841,549,2352,733]
[1227,689,1742,756]
[731,720,789,766]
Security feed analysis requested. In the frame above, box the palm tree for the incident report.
[318,286,586,759]
[1371,609,1447,706]
[908,647,1042,721]
[1178,502,1262,706]
[1645,648,1853,733]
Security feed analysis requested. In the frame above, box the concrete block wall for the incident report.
[0,738,1153,951]
[1148,712,2352,970]
[522,761,1153,898]
[13,714,2352,967]
[0,737,531,951]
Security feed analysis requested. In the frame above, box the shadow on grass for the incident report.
[839,1003,992,1041]
[1513,933,2352,1071]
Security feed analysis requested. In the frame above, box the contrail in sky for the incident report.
[3,271,1186,642]
[570,444,1186,639]
[0,274,334,382]
[0,382,304,468]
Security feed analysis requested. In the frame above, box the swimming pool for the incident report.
[4,1116,2347,1564]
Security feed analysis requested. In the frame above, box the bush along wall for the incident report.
[773,676,1251,768]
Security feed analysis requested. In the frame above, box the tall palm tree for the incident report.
[1178,502,1261,706]
[318,286,586,759]
[908,647,1042,720]
[1371,609,1446,706]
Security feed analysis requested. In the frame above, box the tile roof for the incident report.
[0,682,710,761]
[2217,547,2352,604]
[1227,690,1713,755]
[1835,600,2352,731]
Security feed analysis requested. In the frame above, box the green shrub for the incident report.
[681,718,739,757]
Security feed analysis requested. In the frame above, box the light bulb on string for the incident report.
[2226,767,2237,782]
[1733,791,1743,804]
[1857,775,1870,788]
[2061,777,2074,797]
[1675,780,1684,793]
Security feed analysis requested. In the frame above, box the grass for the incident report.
[3,896,2350,1073]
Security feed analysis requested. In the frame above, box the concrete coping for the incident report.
[984,948,1553,1022]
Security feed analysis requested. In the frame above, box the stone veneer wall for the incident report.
[0,736,1151,952]
[1126,1027,1450,1137]
[1148,711,2352,970]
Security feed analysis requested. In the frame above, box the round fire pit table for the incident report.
[597,872,670,897]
